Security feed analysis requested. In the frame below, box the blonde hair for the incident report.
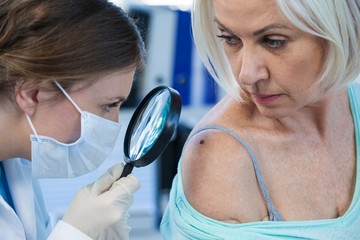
[191,0,360,101]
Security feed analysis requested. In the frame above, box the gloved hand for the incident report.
[62,163,140,240]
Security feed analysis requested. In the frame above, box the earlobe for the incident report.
[15,83,39,116]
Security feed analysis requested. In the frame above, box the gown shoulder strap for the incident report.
[187,125,283,221]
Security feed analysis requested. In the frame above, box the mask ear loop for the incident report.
[53,80,83,114]
[25,114,41,142]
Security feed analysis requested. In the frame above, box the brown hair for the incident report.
[0,0,145,98]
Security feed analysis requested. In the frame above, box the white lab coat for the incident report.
[0,158,91,240]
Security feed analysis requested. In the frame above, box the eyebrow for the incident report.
[214,19,236,35]
[253,24,292,36]
[214,19,292,36]
[107,96,127,103]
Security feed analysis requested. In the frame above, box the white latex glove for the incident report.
[62,163,140,240]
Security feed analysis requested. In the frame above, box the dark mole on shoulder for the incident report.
[200,140,205,144]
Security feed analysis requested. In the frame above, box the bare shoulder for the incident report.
[181,97,267,222]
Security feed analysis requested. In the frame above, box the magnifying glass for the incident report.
[119,86,182,178]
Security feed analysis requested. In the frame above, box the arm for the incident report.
[48,163,140,240]
[182,128,268,223]
[48,221,92,240]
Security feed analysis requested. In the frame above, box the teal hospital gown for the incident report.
[160,83,360,240]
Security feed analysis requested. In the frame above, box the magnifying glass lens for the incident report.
[129,90,171,160]
[119,86,181,179]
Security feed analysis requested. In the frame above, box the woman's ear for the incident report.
[15,80,40,116]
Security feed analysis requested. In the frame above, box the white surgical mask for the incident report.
[26,81,122,178]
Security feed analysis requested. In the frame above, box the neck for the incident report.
[277,89,351,140]
[0,101,31,161]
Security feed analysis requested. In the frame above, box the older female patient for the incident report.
[161,0,360,239]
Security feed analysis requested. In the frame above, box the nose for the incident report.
[237,48,269,86]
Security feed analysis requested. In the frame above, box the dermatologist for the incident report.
[0,0,145,239]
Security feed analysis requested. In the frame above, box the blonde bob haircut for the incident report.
[191,0,360,102]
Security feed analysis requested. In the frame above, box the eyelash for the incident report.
[262,38,288,51]
[216,33,288,51]
[103,101,122,112]
[217,34,241,48]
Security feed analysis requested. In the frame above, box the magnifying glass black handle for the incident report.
[119,163,134,178]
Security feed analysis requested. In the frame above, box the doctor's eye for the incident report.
[103,101,122,112]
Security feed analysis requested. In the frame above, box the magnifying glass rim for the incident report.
[123,85,181,167]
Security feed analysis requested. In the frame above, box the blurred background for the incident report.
[39,1,224,239]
